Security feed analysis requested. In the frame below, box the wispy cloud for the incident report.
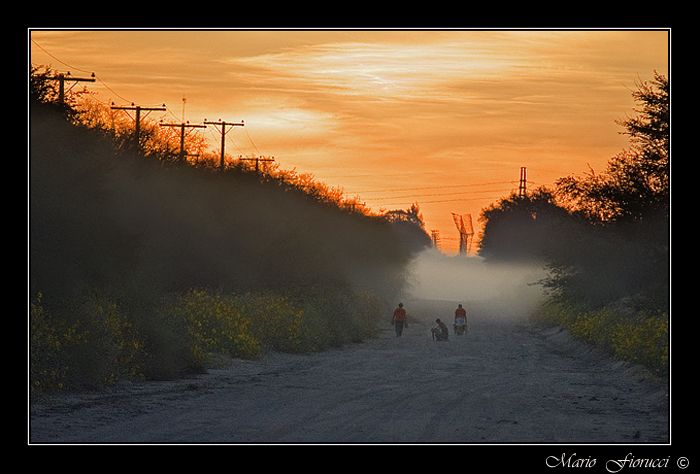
[30,30,668,253]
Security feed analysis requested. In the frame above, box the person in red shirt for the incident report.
[454,304,467,335]
[392,302,408,337]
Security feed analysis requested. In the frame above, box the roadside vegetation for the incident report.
[30,67,430,395]
[479,73,669,375]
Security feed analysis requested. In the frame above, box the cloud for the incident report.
[30,30,668,254]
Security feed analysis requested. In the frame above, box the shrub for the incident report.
[609,314,668,373]
[235,292,304,352]
[292,286,383,351]
[533,296,668,376]
[132,302,198,380]
[30,292,71,393]
[63,294,144,387]
[30,292,145,394]
[171,289,261,365]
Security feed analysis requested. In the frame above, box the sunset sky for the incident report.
[29,30,669,254]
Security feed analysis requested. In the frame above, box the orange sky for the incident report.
[29,30,669,254]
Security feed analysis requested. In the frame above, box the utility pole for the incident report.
[518,166,527,198]
[111,103,167,148]
[203,119,245,171]
[48,71,95,104]
[159,121,207,163]
[238,155,275,173]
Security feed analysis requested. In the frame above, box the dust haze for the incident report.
[403,248,548,322]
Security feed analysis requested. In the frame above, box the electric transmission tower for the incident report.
[518,166,527,198]
[451,213,474,256]
[430,229,440,249]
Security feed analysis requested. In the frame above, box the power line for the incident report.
[376,196,503,206]
[205,123,244,156]
[204,119,245,171]
[317,171,446,179]
[238,155,275,173]
[46,72,95,104]
[345,181,514,195]
[244,128,261,155]
[111,103,167,148]
[159,121,207,163]
[167,109,182,122]
[95,76,132,104]
[31,38,136,105]
[226,132,246,156]
[366,188,510,200]
[30,39,93,74]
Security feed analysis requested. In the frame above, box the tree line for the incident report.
[478,72,669,374]
[30,67,431,394]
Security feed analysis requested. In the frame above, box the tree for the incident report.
[30,66,57,104]
[30,65,88,122]
[479,187,572,262]
[383,203,425,227]
[556,72,669,224]
[383,203,431,253]
[542,72,669,310]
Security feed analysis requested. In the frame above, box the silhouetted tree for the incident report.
[479,187,572,262]
[556,72,669,224]
[31,65,88,122]
[383,203,431,253]
[30,66,57,104]
[541,73,670,310]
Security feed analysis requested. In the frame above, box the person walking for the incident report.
[454,303,467,335]
[392,302,408,337]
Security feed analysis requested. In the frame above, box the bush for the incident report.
[235,292,304,352]
[30,292,145,394]
[64,294,144,387]
[293,287,382,351]
[534,295,668,376]
[136,302,200,380]
[609,314,668,372]
[30,98,416,393]
[171,289,261,365]
[239,287,383,354]
[31,286,386,394]
[31,292,71,393]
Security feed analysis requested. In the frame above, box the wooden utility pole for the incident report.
[111,103,167,147]
[159,121,207,163]
[48,72,95,104]
[203,119,245,171]
[238,155,275,173]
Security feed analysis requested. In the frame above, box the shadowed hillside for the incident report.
[30,99,429,391]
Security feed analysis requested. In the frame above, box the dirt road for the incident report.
[30,300,668,443]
